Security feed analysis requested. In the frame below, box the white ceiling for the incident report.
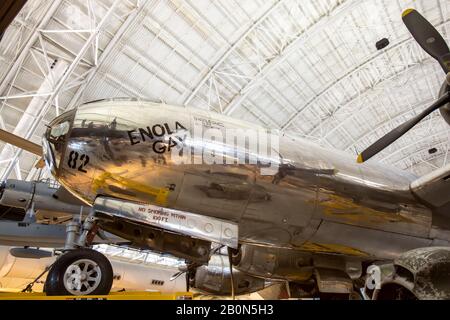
[0,0,449,181]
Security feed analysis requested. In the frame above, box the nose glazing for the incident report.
[42,109,77,175]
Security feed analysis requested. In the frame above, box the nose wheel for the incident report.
[45,249,113,296]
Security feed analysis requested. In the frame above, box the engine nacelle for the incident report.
[0,179,89,215]
[368,247,450,300]
[192,254,265,296]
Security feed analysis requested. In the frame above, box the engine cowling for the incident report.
[0,179,90,215]
[370,247,450,300]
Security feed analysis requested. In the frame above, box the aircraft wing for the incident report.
[410,163,450,208]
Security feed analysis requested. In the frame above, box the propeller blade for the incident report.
[402,8,450,73]
[357,92,450,163]
[0,129,42,156]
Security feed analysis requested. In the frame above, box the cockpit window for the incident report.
[47,120,70,167]
[50,121,70,138]
[44,110,76,173]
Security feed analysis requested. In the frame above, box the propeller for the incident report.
[357,9,450,163]
[0,129,45,168]
[357,92,450,163]
[402,8,450,74]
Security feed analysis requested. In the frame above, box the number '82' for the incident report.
[67,151,90,173]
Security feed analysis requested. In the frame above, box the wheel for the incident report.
[45,249,113,296]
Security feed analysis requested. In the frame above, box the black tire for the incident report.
[45,249,113,296]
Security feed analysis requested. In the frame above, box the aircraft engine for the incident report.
[191,254,266,296]
[368,247,450,300]
[0,179,89,215]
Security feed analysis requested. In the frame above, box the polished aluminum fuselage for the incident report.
[44,100,450,261]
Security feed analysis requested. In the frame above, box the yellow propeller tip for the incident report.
[357,154,364,164]
[402,8,415,18]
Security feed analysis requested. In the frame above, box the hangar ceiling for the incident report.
[0,0,449,181]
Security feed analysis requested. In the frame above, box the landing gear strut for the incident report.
[45,209,113,296]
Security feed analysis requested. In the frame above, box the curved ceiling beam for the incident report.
[385,129,449,167]
[223,0,361,117]
[282,19,450,133]
[183,0,287,106]
[0,0,63,95]
[0,0,126,180]
[342,97,438,152]
[305,53,443,142]
[283,40,416,131]
[392,138,448,170]
[0,0,27,41]
[67,1,148,109]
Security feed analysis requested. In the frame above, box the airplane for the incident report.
[0,9,449,299]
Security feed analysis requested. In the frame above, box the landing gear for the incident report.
[45,249,113,296]
[45,208,113,296]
